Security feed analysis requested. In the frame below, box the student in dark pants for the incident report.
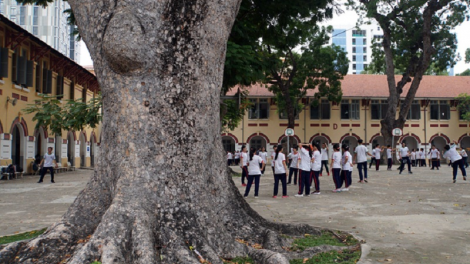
[295,143,312,197]
[311,144,322,194]
[244,147,265,198]
[331,143,343,192]
[386,145,393,170]
[320,143,329,176]
[273,145,288,198]
[240,146,248,186]
[369,148,376,169]
[38,147,58,183]
[443,141,467,183]
[354,139,373,183]
[287,146,299,185]
[398,142,413,174]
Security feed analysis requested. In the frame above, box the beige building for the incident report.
[223,75,470,162]
[0,14,100,173]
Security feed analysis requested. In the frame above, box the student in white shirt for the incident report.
[369,148,376,169]
[398,142,413,174]
[428,145,440,170]
[460,148,468,168]
[295,143,313,197]
[353,139,373,183]
[341,144,353,191]
[38,147,58,183]
[287,145,300,185]
[320,143,329,176]
[259,147,268,175]
[443,141,467,183]
[270,146,277,175]
[410,149,416,167]
[273,145,288,198]
[311,144,322,194]
[387,145,393,170]
[419,148,426,167]
[331,143,343,192]
[374,144,383,171]
[234,151,240,165]
[239,146,248,186]
[227,151,233,166]
[243,147,265,198]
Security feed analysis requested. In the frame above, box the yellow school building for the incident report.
[0,15,100,173]
[223,75,470,162]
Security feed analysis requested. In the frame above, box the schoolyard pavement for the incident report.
[1,165,469,263]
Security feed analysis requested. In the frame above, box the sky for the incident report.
[79,5,470,75]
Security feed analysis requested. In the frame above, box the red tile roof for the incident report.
[226,75,470,98]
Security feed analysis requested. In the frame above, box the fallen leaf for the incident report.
[385,258,392,262]
[303,258,309,263]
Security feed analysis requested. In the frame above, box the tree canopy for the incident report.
[456,93,470,121]
[224,0,348,128]
[349,0,470,144]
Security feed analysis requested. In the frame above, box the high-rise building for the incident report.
[0,0,80,63]
[331,24,383,75]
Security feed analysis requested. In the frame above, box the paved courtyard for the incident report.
[1,165,469,263]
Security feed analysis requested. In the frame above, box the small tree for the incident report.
[23,95,102,136]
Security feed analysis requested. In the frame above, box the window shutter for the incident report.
[57,75,64,99]
[26,60,34,87]
[17,56,27,85]
[46,70,52,93]
[42,66,47,92]
[12,53,18,83]
[35,63,42,93]
[0,48,9,78]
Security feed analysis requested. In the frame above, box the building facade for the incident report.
[0,14,99,172]
[0,0,80,62]
[223,75,470,163]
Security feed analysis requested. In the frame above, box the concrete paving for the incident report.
[1,165,469,263]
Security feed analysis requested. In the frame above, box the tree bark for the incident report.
[0,1,347,263]
[374,1,441,146]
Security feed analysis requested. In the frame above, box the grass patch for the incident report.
[231,172,242,177]
[223,256,255,263]
[0,228,47,245]
[289,232,358,252]
[290,249,360,264]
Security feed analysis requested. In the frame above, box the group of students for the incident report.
[238,142,355,198]
[233,138,469,198]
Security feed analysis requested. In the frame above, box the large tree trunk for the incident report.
[0,1,345,264]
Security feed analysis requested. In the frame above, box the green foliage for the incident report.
[90,262,101,264]
[465,48,470,63]
[23,94,102,136]
[457,68,470,76]
[221,95,251,132]
[350,0,469,77]
[456,93,470,121]
[289,249,361,264]
[289,232,358,252]
[226,0,346,127]
[0,228,47,245]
